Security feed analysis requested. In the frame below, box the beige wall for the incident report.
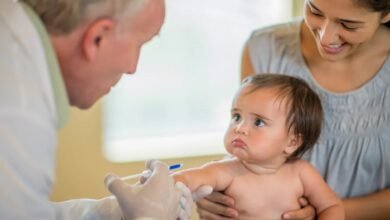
[51,102,223,219]
[293,0,304,17]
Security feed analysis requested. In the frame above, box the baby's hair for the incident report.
[242,74,323,160]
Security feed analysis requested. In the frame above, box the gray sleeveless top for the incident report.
[247,20,390,198]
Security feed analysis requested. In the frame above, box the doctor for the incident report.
[0,0,210,219]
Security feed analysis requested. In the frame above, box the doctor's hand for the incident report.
[140,167,213,220]
[175,183,214,220]
[105,160,183,220]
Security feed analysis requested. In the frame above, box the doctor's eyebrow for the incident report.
[307,0,365,24]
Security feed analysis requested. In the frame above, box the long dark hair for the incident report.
[355,0,390,28]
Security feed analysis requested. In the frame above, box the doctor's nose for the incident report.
[126,50,141,74]
[126,63,137,75]
[235,121,249,135]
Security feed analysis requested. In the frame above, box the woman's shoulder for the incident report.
[247,19,306,75]
[249,19,302,44]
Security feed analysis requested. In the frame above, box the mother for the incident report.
[197,0,390,219]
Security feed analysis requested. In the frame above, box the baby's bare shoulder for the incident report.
[287,159,316,173]
[213,157,244,172]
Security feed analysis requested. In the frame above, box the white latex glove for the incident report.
[176,182,192,220]
[138,167,213,220]
[192,185,214,202]
[105,160,183,220]
[176,183,214,220]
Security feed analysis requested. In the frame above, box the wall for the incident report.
[293,0,304,17]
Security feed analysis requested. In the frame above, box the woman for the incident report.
[197,0,390,219]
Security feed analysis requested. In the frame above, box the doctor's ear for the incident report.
[82,18,114,61]
[284,134,303,156]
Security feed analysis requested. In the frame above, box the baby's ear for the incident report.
[284,134,303,155]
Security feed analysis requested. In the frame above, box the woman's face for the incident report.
[303,0,388,61]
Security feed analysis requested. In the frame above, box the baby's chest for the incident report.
[225,173,303,219]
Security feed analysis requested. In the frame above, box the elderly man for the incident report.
[0,0,210,219]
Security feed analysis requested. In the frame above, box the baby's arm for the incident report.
[297,160,344,220]
[172,161,235,193]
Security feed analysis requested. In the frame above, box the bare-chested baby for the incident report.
[173,74,344,220]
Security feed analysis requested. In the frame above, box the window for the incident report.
[103,0,293,162]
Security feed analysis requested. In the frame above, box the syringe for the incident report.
[121,163,183,181]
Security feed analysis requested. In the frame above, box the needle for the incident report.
[120,163,183,181]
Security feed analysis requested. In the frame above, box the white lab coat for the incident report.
[0,1,122,219]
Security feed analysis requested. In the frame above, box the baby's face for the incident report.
[224,86,295,166]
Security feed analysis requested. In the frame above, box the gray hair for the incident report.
[21,0,147,35]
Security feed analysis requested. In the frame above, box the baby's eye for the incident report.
[232,113,241,122]
[254,118,265,127]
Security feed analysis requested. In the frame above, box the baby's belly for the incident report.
[225,177,302,220]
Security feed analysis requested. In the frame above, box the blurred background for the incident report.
[51,1,304,219]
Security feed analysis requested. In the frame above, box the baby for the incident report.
[173,74,344,219]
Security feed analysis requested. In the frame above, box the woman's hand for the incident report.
[196,191,238,220]
[282,197,316,220]
[196,191,315,220]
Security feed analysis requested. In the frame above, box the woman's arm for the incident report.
[343,188,390,220]
[281,188,390,220]
[241,43,255,80]
[297,160,344,219]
